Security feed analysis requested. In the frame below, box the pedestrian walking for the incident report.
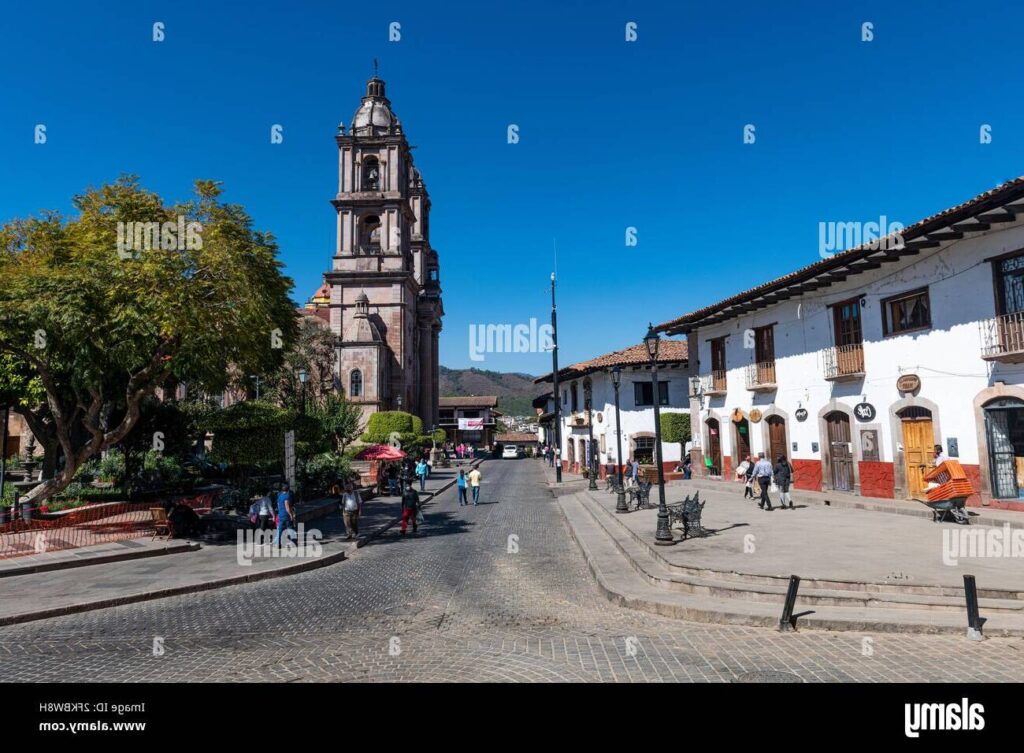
[682,454,692,480]
[416,458,428,491]
[400,484,419,535]
[274,482,295,547]
[257,489,274,531]
[386,464,398,496]
[457,469,469,506]
[339,481,361,539]
[752,452,774,510]
[468,466,482,505]
[773,455,794,509]
[742,454,756,499]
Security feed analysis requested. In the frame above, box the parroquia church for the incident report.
[314,73,444,429]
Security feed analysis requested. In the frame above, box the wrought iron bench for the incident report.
[667,495,706,539]
[627,481,652,510]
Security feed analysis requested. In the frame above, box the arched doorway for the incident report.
[733,416,751,465]
[983,397,1024,500]
[824,411,854,491]
[766,415,788,463]
[706,418,722,475]
[898,405,934,500]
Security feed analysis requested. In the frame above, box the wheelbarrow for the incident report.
[921,496,970,524]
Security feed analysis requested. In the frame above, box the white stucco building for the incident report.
[656,177,1024,511]
[534,342,689,476]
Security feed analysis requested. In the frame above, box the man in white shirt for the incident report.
[752,452,774,511]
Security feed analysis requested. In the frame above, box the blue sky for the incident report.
[2,1,1023,375]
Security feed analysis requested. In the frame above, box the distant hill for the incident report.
[439,366,539,417]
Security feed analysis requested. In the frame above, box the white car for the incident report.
[502,445,519,459]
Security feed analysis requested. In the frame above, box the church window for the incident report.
[363,157,380,190]
[350,369,363,398]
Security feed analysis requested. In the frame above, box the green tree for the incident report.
[308,392,363,452]
[660,412,691,464]
[262,313,336,410]
[0,177,298,505]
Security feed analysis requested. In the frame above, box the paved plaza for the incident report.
[2,460,1023,682]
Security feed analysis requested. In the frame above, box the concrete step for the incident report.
[577,495,1024,615]
[557,493,1024,636]
[585,488,1024,602]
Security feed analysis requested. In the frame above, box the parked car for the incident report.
[501,445,519,459]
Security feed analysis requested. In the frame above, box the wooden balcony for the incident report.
[823,343,865,381]
[745,361,777,391]
[697,370,727,396]
[981,312,1024,363]
[569,411,590,427]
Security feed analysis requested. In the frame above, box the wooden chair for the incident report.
[150,507,172,540]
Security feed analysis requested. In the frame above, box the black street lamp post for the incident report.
[610,367,628,513]
[297,368,308,415]
[550,272,562,483]
[583,377,597,490]
[645,324,674,545]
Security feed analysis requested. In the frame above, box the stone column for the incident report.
[418,321,432,424]
[432,324,440,427]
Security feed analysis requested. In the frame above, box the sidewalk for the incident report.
[0,460,481,626]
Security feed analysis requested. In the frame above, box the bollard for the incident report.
[779,575,801,632]
[964,574,986,641]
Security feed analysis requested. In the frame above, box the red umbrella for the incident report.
[355,444,407,461]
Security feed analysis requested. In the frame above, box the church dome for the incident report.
[352,77,398,136]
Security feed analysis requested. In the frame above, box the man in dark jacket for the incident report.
[773,455,794,509]
[400,485,419,535]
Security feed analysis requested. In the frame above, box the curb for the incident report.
[0,547,347,627]
[0,541,200,578]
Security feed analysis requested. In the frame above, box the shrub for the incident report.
[99,450,126,484]
[301,453,355,493]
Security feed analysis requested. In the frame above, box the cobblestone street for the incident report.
[2,460,1023,683]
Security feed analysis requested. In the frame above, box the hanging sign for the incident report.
[854,402,876,422]
[458,418,484,430]
[897,374,920,393]
[749,408,763,423]
[731,408,746,423]
[795,408,808,422]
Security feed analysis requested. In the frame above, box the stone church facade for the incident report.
[324,75,443,428]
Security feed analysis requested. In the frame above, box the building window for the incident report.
[571,383,579,413]
[995,252,1024,315]
[710,337,727,391]
[633,381,669,407]
[882,288,931,335]
[634,436,655,464]
[439,410,455,422]
[461,410,481,418]
[350,369,362,398]
[363,157,380,190]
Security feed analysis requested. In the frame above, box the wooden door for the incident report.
[826,412,853,491]
[706,419,722,475]
[734,419,751,461]
[767,416,787,463]
[902,418,933,499]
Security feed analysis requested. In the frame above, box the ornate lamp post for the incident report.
[297,368,308,415]
[645,324,674,545]
[583,377,598,490]
[610,366,629,513]
[550,272,562,483]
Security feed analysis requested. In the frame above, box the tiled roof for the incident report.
[534,340,688,384]
[439,396,499,408]
[655,176,1024,334]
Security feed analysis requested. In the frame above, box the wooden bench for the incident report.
[667,495,706,539]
